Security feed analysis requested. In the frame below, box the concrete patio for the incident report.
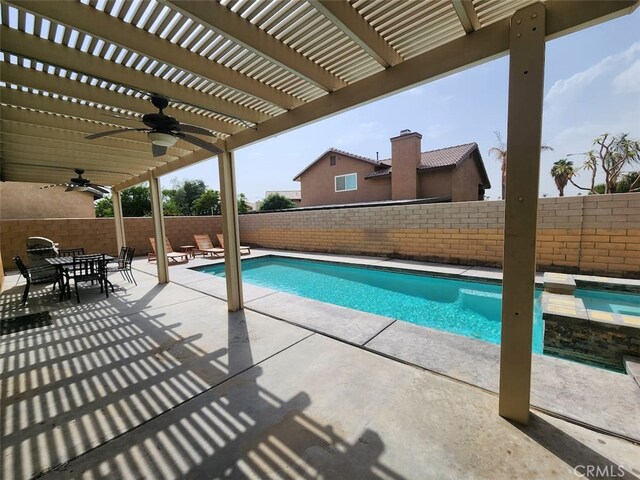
[1,252,639,479]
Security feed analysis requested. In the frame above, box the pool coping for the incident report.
[158,249,640,443]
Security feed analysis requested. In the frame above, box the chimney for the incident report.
[391,129,422,200]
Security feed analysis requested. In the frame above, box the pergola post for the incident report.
[112,189,126,252]
[498,2,546,425]
[148,172,169,284]
[218,150,244,311]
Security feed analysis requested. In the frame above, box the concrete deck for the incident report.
[1,252,639,479]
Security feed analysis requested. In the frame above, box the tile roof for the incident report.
[292,148,381,181]
[365,142,490,188]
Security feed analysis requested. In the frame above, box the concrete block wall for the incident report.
[1,194,639,278]
[239,193,640,278]
[0,216,222,268]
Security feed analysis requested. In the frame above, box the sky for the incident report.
[164,10,640,203]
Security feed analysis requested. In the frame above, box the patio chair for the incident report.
[107,246,136,285]
[216,233,251,255]
[58,247,85,257]
[13,256,61,305]
[63,254,108,304]
[148,237,189,263]
[193,234,224,258]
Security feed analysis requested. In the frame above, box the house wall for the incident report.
[298,152,390,206]
[0,182,96,219]
[418,169,453,198]
[452,154,485,201]
[2,194,639,279]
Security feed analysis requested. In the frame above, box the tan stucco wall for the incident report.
[298,153,390,206]
[418,169,453,198]
[452,154,484,202]
[0,182,96,219]
[3,195,639,279]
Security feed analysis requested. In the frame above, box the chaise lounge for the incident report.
[148,237,189,263]
[193,234,224,258]
[216,233,251,255]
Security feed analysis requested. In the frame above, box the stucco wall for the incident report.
[298,152,390,206]
[452,154,484,201]
[2,194,639,279]
[0,182,96,219]
[418,169,452,199]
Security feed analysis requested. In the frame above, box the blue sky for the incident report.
[166,10,640,202]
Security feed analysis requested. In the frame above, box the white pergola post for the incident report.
[499,2,546,425]
[148,172,169,284]
[218,150,244,311]
[112,189,126,251]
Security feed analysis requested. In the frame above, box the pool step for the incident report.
[459,289,502,320]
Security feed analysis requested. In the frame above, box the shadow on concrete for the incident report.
[515,414,640,480]
[0,272,403,479]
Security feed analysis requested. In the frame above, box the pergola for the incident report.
[0,0,637,425]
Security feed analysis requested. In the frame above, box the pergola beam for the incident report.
[309,0,403,67]
[451,0,481,34]
[0,26,267,125]
[0,118,191,157]
[0,63,240,136]
[6,0,299,111]
[225,0,637,151]
[162,0,347,92]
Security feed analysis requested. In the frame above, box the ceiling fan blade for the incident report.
[177,124,216,137]
[152,143,167,157]
[65,186,75,192]
[85,128,146,140]
[176,133,223,155]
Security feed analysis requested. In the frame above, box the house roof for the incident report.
[265,190,302,201]
[292,148,381,181]
[365,142,491,188]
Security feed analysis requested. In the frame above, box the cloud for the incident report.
[613,59,640,94]
[545,41,640,103]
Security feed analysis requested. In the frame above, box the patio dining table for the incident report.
[46,254,115,301]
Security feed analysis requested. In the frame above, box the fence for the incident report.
[1,193,639,278]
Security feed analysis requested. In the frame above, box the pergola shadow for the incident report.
[0,274,402,479]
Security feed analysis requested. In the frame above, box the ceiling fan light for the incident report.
[148,131,177,147]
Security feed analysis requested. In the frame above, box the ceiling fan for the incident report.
[85,94,224,157]
[41,168,109,196]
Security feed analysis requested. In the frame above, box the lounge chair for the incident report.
[148,237,189,263]
[193,234,224,258]
[216,233,251,255]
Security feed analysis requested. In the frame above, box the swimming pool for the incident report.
[193,256,545,352]
[575,289,640,316]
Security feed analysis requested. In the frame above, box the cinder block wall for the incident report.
[239,193,640,278]
[2,194,639,278]
[0,216,222,269]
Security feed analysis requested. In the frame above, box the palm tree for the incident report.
[489,131,554,199]
[550,159,575,197]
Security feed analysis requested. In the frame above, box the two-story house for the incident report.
[293,130,491,207]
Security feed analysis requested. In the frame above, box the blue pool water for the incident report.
[194,256,544,352]
[576,289,640,316]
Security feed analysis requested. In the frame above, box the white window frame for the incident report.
[335,173,357,192]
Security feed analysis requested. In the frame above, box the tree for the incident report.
[568,133,640,194]
[489,131,553,199]
[95,196,113,217]
[165,179,208,215]
[259,193,297,211]
[162,197,182,216]
[237,193,252,214]
[550,159,575,197]
[191,189,221,215]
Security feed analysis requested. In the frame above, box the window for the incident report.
[330,155,336,166]
[335,173,357,192]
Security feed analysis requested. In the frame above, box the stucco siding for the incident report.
[452,154,484,201]
[298,153,390,206]
[0,182,96,219]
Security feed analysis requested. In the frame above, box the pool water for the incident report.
[576,289,640,316]
[194,256,544,352]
